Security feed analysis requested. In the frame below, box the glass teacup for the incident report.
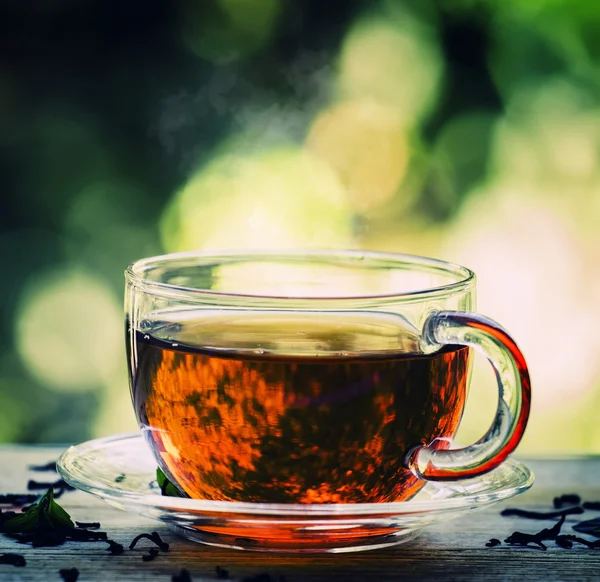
[125,250,530,504]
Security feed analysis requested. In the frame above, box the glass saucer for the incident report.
[57,432,534,554]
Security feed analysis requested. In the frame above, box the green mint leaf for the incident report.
[156,468,185,498]
[2,489,73,534]
[46,489,74,529]
[2,505,40,533]
[156,467,167,488]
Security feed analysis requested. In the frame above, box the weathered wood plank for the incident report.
[1,447,600,581]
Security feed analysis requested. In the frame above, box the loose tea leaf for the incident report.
[27,479,74,492]
[0,493,39,505]
[75,522,100,529]
[555,534,600,549]
[59,567,79,582]
[129,531,170,551]
[142,547,160,562]
[504,516,565,550]
[543,516,565,538]
[555,534,574,549]
[25,531,67,547]
[491,494,600,551]
[105,539,124,555]
[504,532,547,550]
[0,553,26,567]
[157,468,186,498]
[172,568,192,582]
[500,507,583,520]
[573,517,600,537]
[28,462,57,472]
[485,538,501,547]
[10,527,108,547]
[553,494,581,509]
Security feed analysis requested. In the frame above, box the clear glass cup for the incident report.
[125,250,530,504]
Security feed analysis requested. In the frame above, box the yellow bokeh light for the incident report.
[337,15,442,126]
[161,145,354,252]
[490,79,600,238]
[445,188,600,412]
[307,99,409,213]
[15,270,123,393]
[493,80,600,182]
[179,0,282,63]
[445,187,600,454]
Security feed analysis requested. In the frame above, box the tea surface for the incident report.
[128,310,471,503]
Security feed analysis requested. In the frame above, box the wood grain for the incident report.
[1,447,600,581]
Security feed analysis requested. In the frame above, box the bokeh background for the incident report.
[1,0,599,452]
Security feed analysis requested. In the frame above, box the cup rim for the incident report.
[125,249,475,303]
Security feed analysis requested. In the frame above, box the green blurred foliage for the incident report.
[1,0,599,452]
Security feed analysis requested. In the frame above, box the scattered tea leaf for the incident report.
[545,516,565,538]
[27,479,74,492]
[0,493,39,505]
[26,531,67,547]
[114,474,126,484]
[0,553,26,567]
[75,522,100,529]
[573,517,600,537]
[142,547,160,562]
[172,568,192,582]
[10,527,108,547]
[504,532,547,550]
[59,567,79,582]
[501,507,583,520]
[156,468,186,498]
[485,538,501,547]
[28,461,57,472]
[553,494,581,509]
[557,534,600,549]
[129,531,170,551]
[555,534,574,549]
[491,494,600,551]
[504,516,565,551]
[105,539,124,555]
[574,536,600,549]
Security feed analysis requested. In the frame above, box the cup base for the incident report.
[167,522,421,553]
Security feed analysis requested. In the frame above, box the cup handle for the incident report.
[406,311,531,480]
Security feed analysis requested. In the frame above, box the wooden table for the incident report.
[1,446,599,581]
